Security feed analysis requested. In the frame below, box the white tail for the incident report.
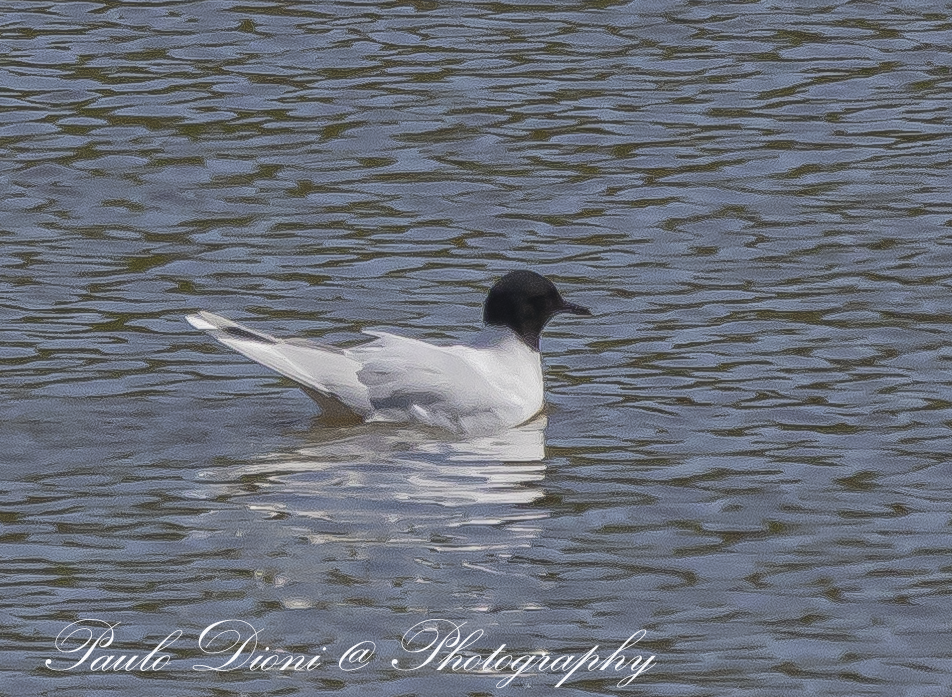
[186,311,372,421]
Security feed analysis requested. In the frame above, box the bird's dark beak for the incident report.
[558,301,591,316]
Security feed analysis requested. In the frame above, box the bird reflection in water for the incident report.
[197,416,550,517]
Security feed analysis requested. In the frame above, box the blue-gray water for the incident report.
[3,1,952,695]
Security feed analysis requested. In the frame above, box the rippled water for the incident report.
[4,1,952,695]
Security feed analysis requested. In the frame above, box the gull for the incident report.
[187,270,590,434]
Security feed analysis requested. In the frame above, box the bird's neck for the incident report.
[479,324,541,353]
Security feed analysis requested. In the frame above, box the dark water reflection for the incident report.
[3,0,952,695]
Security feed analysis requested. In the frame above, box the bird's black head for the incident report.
[482,270,591,351]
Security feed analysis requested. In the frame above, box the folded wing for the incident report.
[352,331,523,433]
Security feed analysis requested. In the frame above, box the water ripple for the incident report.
[2,0,952,694]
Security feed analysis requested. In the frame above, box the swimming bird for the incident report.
[186,270,590,434]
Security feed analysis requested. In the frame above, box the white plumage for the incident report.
[186,312,543,434]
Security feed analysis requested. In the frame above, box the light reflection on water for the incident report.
[3,0,952,695]
[202,417,548,510]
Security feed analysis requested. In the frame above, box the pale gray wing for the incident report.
[187,311,372,419]
[350,331,517,433]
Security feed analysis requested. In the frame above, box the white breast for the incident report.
[445,330,544,426]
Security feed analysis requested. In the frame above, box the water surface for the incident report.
[3,1,952,695]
